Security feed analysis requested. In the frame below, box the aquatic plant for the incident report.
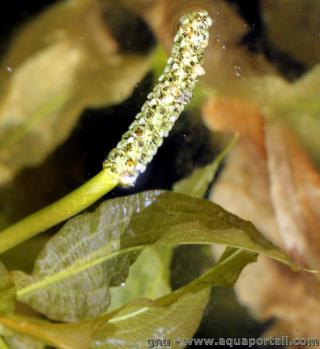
[0,4,304,349]
[0,10,212,252]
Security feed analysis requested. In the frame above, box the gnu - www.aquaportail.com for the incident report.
[147,336,320,348]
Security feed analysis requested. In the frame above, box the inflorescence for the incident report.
[103,10,212,186]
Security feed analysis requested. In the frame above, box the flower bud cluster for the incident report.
[103,10,212,186]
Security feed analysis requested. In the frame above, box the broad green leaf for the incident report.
[174,136,238,198]
[127,192,296,268]
[0,0,150,184]
[90,248,257,349]
[1,248,256,349]
[109,126,235,311]
[13,191,297,322]
[12,189,155,322]
[92,289,210,349]
[109,246,172,311]
[110,131,235,312]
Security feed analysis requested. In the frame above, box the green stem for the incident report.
[0,10,211,255]
[0,170,118,254]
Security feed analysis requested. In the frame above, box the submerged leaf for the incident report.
[205,94,320,338]
[0,0,151,184]
[109,246,172,311]
[93,289,210,349]
[0,314,100,349]
[0,249,257,349]
[248,66,320,165]
[0,263,16,316]
[3,334,44,349]
[13,191,297,322]
[91,248,257,348]
[12,191,162,322]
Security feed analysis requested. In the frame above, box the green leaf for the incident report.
[12,189,150,322]
[0,249,256,349]
[92,289,210,349]
[0,262,16,316]
[174,136,238,198]
[13,191,297,322]
[114,135,236,311]
[109,246,172,311]
[0,0,150,184]
[90,248,256,349]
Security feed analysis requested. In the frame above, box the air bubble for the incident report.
[234,65,241,78]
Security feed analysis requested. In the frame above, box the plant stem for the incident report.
[0,10,212,255]
[0,170,118,254]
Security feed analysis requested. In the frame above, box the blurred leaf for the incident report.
[203,97,280,243]
[1,236,50,274]
[262,0,320,68]
[150,45,167,81]
[174,136,237,198]
[0,338,7,349]
[204,94,320,337]
[0,0,151,184]
[245,66,320,165]
[265,125,320,268]
[203,97,266,157]
[0,263,16,316]
[124,0,275,95]
[109,246,172,311]
[13,191,298,323]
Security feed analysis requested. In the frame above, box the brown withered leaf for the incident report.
[265,126,320,268]
[203,97,279,243]
[0,0,151,184]
[203,97,266,157]
[235,257,320,342]
[204,95,320,339]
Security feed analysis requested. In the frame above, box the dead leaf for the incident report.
[0,0,151,184]
[202,97,266,158]
[203,97,279,243]
[265,126,320,268]
[204,95,320,340]
[235,257,320,342]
